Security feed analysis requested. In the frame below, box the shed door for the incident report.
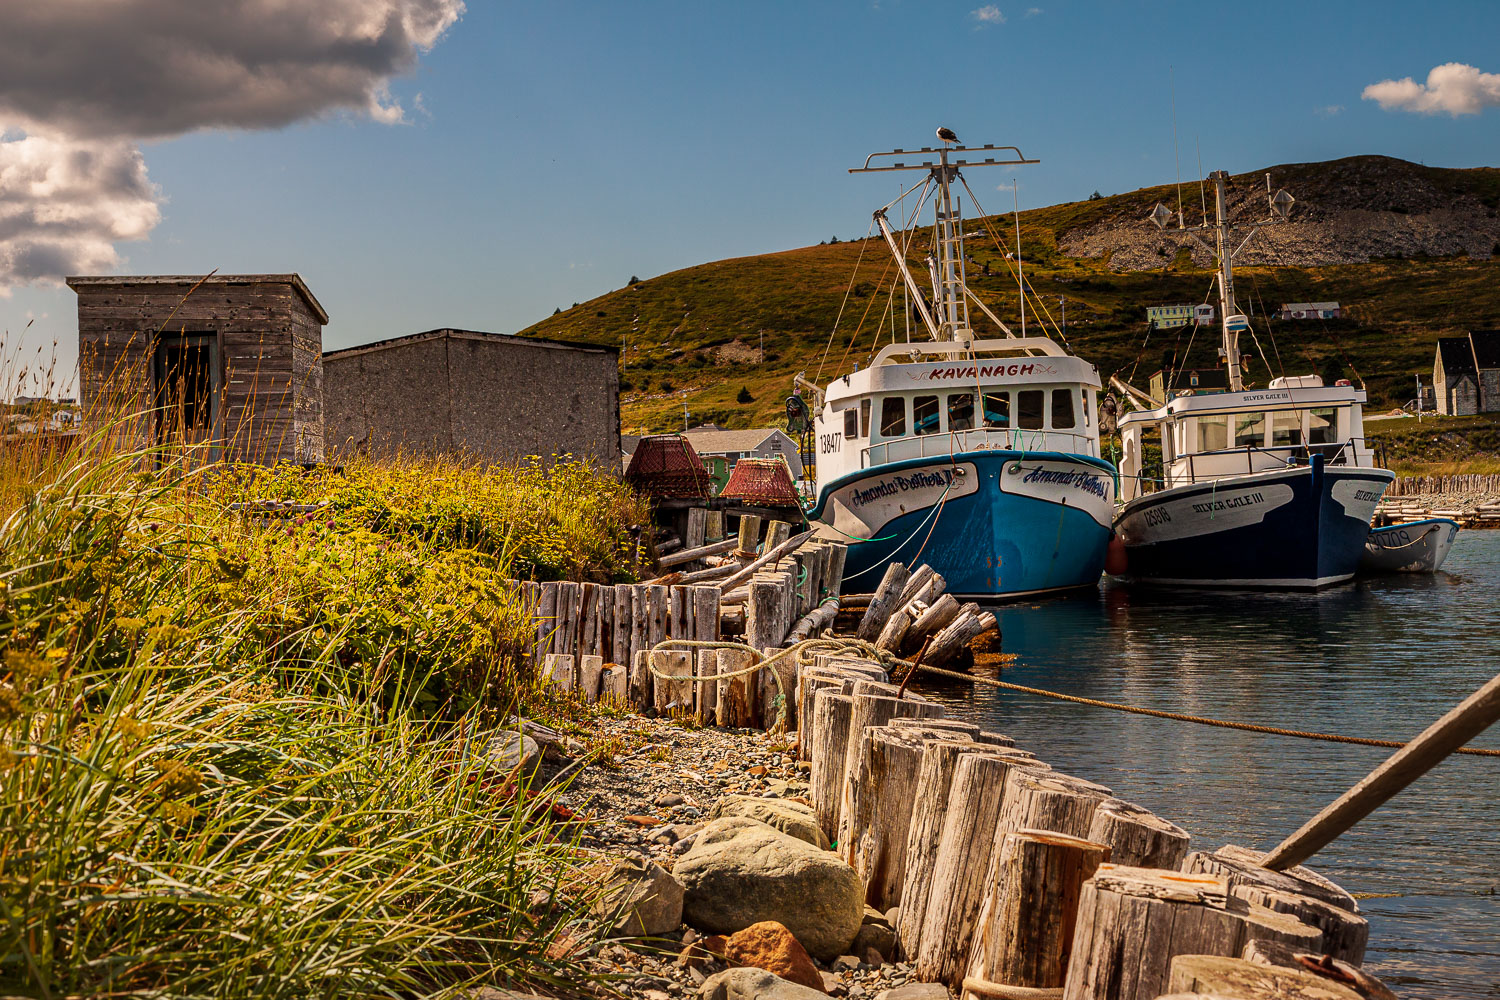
[153,333,221,456]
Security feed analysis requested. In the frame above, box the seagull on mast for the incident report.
[936,126,960,145]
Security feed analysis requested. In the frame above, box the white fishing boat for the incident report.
[798,132,1116,599]
[1112,170,1394,588]
[1360,518,1460,574]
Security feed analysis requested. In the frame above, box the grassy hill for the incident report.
[515,155,1500,433]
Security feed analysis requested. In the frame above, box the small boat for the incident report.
[1360,518,1459,574]
[1111,170,1394,589]
[797,133,1115,599]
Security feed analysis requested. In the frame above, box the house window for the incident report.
[1051,389,1076,429]
[725,451,740,462]
[860,399,871,438]
[947,393,975,431]
[844,408,858,439]
[1017,390,1044,429]
[983,391,1009,427]
[880,397,906,437]
[913,395,941,435]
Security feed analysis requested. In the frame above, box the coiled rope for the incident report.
[645,637,1500,758]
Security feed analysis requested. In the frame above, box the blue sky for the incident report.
[4,0,1499,397]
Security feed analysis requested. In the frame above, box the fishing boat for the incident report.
[798,133,1116,599]
[1360,518,1459,574]
[1112,171,1394,588]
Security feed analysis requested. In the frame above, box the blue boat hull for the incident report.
[1113,458,1395,589]
[809,451,1116,599]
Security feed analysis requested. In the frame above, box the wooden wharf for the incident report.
[508,508,1495,998]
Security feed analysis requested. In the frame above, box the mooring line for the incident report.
[643,636,1500,757]
[914,661,1500,758]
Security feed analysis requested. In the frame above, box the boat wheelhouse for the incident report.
[801,134,1115,599]
[1110,171,1393,589]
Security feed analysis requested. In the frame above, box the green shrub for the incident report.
[0,445,601,997]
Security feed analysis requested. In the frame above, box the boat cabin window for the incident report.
[914,395,941,435]
[1308,407,1337,444]
[1234,412,1265,448]
[1017,390,1044,430]
[947,392,975,431]
[844,408,858,439]
[1198,414,1228,451]
[1052,389,1076,429]
[880,397,906,437]
[1082,391,1092,427]
[860,399,871,438]
[1272,410,1302,447]
[983,391,1009,427]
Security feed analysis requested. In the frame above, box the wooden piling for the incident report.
[1061,865,1322,1000]
[736,513,762,555]
[686,507,707,549]
[715,647,757,729]
[913,751,1042,986]
[809,690,856,839]
[963,830,1110,999]
[579,654,604,703]
[1086,798,1190,870]
[856,562,911,642]
[1165,955,1362,1000]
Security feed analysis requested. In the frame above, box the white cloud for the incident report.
[0,0,464,292]
[1362,62,1500,116]
[971,5,1005,26]
[1025,7,1042,16]
[0,132,160,293]
[1314,104,1344,117]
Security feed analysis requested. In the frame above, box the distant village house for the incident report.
[680,424,803,493]
[1433,330,1500,416]
[1145,304,1214,329]
[1278,302,1343,320]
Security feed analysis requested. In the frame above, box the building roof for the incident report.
[322,327,616,361]
[65,273,329,325]
[1437,337,1476,377]
[681,426,783,455]
[1469,330,1500,370]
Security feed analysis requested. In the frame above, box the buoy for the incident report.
[1105,536,1128,575]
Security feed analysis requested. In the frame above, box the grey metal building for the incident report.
[322,328,620,468]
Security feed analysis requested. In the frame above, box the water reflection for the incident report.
[915,534,1500,999]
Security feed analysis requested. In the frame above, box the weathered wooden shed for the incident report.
[322,328,620,468]
[68,274,327,463]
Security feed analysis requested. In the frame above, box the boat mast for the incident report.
[1210,170,1243,391]
[1150,169,1296,393]
[855,137,1039,343]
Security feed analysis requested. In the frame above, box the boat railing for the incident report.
[862,427,1097,468]
[1129,438,1366,496]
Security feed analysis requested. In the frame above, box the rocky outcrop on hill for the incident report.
[1059,155,1500,271]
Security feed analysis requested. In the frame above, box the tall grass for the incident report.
[0,425,629,997]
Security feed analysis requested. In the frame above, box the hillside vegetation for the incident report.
[516,155,1500,433]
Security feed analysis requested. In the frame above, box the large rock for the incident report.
[676,817,863,960]
[700,968,828,1000]
[708,794,830,849]
[593,856,684,937]
[724,921,827,993]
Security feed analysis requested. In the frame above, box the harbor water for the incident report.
[918,530,1500,999]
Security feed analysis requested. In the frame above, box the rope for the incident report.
[645,637,1500,758]
[914,662,1500,758]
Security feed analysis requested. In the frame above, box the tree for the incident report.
[736,387,754,404]
[628,275,640,285]
[553,307,561,315]
[1089,190,1103,201]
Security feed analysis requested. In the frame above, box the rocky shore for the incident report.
[539,714,952,1000]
